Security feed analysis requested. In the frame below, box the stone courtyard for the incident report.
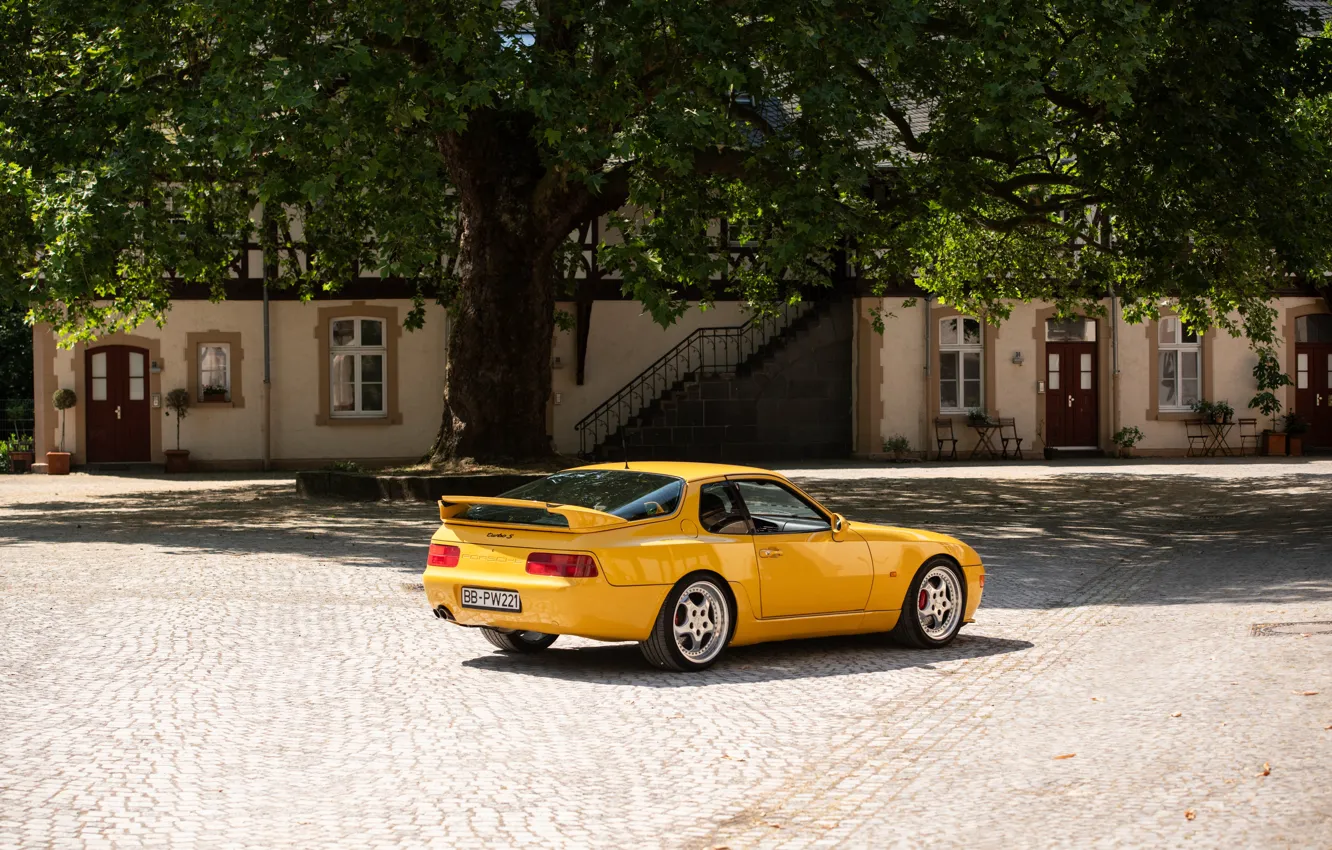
[2,461,1330,848]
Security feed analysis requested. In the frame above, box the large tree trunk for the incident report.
[430,115,558,463]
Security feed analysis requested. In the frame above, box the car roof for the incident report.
[570,461,781,483]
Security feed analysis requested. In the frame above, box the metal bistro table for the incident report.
[969,422,1002,460]
[1204,421,1235,457]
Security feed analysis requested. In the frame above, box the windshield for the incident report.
[461,470,685,527]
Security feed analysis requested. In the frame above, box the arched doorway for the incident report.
[85,345,152,462]
[1295,314,1332,449]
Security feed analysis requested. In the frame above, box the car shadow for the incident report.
[458,632,1032,687]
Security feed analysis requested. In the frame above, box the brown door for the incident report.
[1045,342,1098,447]
[1295,343,1332,449]
[85,346,151,462]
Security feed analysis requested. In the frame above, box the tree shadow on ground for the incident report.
[460,632,1032,687]
[798,474,1332,609]
[3,473,1329,608]
[0,482,438,576]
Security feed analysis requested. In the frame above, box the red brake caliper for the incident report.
[918,588,929,610]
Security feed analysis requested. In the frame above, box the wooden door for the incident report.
[85,346,151,462]
[1296,343,1332,449]
[1045,342,1098,447]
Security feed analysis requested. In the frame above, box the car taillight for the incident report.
[427,544,460,567]
[526,552,598,578]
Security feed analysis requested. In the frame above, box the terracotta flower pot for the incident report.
[46,451,71,475]
[1119,446,1134,458]
[1288,437,1303,457]
[1261,432,1286,456]
[9,451,34,473]
[164,449,191,474]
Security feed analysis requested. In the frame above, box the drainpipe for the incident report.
[261,214,276,472]
[921,293,932,455]
[262,278,272,471]
[1109,282,1120,446]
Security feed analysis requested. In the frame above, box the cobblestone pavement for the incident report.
[2,465,1330,848]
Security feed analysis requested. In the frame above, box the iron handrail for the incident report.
[573,302,812,456]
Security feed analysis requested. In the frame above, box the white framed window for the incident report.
[330,318,386,417]
[939,317,982,413]
[198,343,230,401]
[1158,317,1201,411]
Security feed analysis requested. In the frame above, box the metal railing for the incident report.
[2,398,35,441]
[574,301,815,456]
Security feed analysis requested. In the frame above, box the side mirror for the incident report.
[831,513,847,540]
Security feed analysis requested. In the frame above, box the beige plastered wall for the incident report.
[549,300,750,455]
[39,299,447,467]
[864,296,1326,457]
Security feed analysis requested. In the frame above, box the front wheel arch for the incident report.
[890,555,967,649]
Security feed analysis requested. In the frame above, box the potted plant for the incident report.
[164,388,191,473]
[882,434,912,461]
[1247,347,1292,455]
[200,384,228,403]
[1283,412,1309,457]
[1191,399,1233,424]
[1112,426,1145,458]
[965,408,993,427]
[48,388,76,474]
[7,433,34,473]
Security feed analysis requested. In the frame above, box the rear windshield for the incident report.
[461,470,685,527]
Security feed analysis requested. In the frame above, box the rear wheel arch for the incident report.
[640,570,736,671]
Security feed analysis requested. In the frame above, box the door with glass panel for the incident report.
[85,346,151,462]
[1294,314,1332,449]
[1044,319,1098,448]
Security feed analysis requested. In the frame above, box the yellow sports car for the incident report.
[423,462,985,672]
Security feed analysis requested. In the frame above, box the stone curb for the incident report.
[295,471,545,502]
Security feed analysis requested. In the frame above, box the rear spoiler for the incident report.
[437,496,628,530]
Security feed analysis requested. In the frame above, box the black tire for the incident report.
[891,557,967,649]
[640,573,733,672]
[480,628,558,653]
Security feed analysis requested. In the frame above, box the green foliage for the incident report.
[1192,399,1235,423]
[1,0,1329,344]
[882,434,912,457]
[324,460,363,473]
[0,304,32,398]
[1248,348,1294,423]
[1112,426,1145,449]
[1282,412,1310,435]
[164,388,189,450]
[965,408,993,426]
[50,387,74,452]
[51,389,75,411]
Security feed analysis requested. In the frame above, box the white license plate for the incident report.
[461,587,522,612]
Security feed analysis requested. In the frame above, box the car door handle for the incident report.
[758,547,783,558]
[115,405,121,420]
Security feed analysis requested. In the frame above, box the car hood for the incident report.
[846,521,983,567]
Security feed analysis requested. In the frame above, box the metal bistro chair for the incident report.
[934,417,959,461]
[1237,418,1259,456]
[998,417,1024,459]
[1185,419,1210,457]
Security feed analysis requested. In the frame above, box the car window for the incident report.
[463,470,684,526]
[697,482,751,535]
[732,479,829,534]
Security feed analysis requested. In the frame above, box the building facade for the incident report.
[27,285,1332,468]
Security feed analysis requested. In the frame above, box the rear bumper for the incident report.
[963,564,985,622]
[423,566,668,642]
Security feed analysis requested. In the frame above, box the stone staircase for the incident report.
[582,300,852,463]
